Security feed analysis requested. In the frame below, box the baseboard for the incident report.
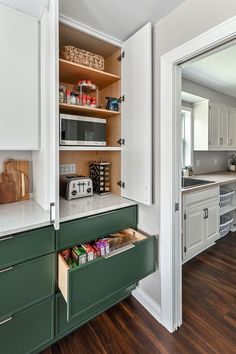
[132,287,161,323]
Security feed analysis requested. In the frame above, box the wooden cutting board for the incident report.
[0,160,29,204]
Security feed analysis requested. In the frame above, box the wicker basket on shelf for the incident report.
[60,45,105,71]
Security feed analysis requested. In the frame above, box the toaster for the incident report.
[60,175,93,200]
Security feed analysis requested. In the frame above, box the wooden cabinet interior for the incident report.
[59,23,122,196]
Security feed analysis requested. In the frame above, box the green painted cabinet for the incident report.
[58,232,156,321]
[0,226,54,269]
[55,285,136,338]
[57,206,137,250]
[0,297,54,354]
[0,253,55,319]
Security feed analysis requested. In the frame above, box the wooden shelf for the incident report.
[59,59,120,89]
[59,103,120,118]
[59,146,121,152]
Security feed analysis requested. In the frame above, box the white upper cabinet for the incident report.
[194,100,236,151]
[121,23,152,205]
[0,5,39,150]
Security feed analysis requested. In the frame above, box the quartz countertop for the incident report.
[182,171,236,194]
[0,199,50,237]
[60,193,137,222]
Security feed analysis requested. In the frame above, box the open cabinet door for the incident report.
[121,23,152,205]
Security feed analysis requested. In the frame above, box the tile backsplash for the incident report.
[193,151,228,174]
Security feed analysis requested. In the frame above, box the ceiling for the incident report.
[0,0,48,17]
[182,44,236,99]
[59,0,186,42]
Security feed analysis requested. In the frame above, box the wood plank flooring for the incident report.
[41,233,236,354]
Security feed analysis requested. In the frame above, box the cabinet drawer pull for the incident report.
[104,244,135,259]
[0,267,13,273]
[0,316,12,326]
[0,236,13,242]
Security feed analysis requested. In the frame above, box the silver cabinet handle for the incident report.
[103,244,135,259]
[0,267,13,273]
[0,236,13,242]
[50,202,55,224]
[203,208,208,219]
[0,317,12,326]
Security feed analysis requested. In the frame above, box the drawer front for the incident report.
[59,235,156,321]
[0,297,54,354]
[57,206,137,250]
[0,226,55,269]
[183,187,219,207]
[56,285,135,338]
[0,253,55,319]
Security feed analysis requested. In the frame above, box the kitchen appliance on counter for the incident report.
[60,175,93,200]
[60,114,106,146]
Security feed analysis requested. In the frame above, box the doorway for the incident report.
[160,16,236,332]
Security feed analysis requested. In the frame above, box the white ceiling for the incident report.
[59,0,186,42]
[182,44,236,98]
[0,0,48,18]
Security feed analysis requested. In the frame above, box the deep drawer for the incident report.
[0,297,54,354]
[55,285,135,338]
[0,253,55,319]
[0,226,55,269]
[57,206,137,250]
[58,229,156,321]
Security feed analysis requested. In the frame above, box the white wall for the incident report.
[137,0,236,319]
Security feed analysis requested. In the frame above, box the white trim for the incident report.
[132,287,161,323]
[59,14,122,47]
[160,15,236,332]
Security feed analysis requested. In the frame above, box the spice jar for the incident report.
[82,94,87,106]
[90,97,96,108]
[86,95,91,107]
[59,88,64,103]
[66,90,71,104]
[70,93,76,105]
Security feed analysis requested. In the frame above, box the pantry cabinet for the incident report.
[183,187,219,262]
[194,100,236,151]
[0,5,40,150]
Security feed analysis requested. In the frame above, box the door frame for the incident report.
[160,16,236,332]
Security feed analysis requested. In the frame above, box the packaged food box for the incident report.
[99,238,110,253]
[61,249,70,260]
[72,246,87,265]
[91,244,101,257]
[81,243,94,261]
[66,257,78,269]
[95,241,105,256]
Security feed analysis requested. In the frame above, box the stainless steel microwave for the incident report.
[60,114,106,146]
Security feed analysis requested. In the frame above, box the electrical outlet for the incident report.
[214,158,218,165]
[60,164,76,175]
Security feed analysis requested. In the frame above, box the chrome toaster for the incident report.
[60,175,93,200]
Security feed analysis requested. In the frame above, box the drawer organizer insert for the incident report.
[58,228,156,321]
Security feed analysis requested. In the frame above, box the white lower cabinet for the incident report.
[183,187,219,262]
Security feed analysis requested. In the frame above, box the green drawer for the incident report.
[57,206,137,250]
[58,229,156,321]
[0,226,55,269]
[0,297,54,354]
[0,253,55,319]
[55,285,135,338]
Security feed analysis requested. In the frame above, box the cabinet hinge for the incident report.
[175,203,179,212]
[184,246,187,253]
[117,51,125,62]
[50,202,55,224]
[117,138,125,146]
[184,213,186,220]
[119,95,125,103]
[118,180,125,189]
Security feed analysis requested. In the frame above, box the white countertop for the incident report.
[60,193,137,222]
[0,199,50,237]
[182,171,236,194]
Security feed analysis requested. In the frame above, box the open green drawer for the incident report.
[58,229,156,321]
[57,206,137,250]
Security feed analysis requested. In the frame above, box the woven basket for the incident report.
[60,45,104,71]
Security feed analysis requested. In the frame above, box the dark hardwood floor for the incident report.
[42,233,236,354]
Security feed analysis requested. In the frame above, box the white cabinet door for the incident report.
[219,105,228,148]
[121,23,152,205]
[0,5,39,150]
[204,200,219,243]
[209,102,220,148]
[184,205,205,260]
[228,108,236,148]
